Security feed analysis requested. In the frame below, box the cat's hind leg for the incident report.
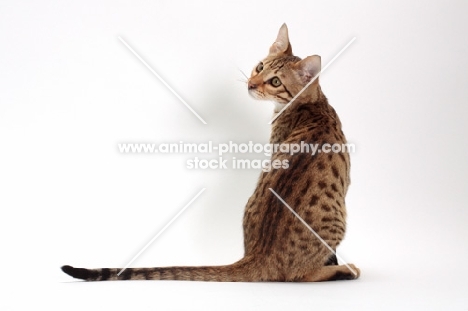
[324,253,338,266]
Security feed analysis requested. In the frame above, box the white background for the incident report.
[1,0,468,310]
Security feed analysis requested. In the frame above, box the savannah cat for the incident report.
[62,24,360,282]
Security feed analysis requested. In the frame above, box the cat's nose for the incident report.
[248,81,257,90]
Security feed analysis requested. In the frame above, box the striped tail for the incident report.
[61,258,260,282]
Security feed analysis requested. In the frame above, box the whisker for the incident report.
[237,79,248,83]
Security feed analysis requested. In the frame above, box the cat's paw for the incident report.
[341,263,360,280]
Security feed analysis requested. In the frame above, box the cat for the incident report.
[62,23,360,282]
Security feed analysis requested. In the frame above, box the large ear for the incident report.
[296,55,321,84]
[269,23,293,56]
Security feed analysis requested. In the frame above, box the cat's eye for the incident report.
[256,63,264,72]
[270,77,282,87]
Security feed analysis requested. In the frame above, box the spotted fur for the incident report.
[62,24,360,282]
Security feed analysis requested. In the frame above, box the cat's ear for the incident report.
[269,23,293,56]
[296,55,321,84]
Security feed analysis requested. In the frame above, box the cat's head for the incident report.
[248,24,321,110]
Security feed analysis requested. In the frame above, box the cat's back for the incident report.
[243,99,350,275]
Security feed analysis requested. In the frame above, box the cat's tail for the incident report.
[61,257,263,282]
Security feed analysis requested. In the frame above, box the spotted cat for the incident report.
[62,24,360,282]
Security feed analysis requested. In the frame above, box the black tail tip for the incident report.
[61,265,74,275]
[61,265,92,280]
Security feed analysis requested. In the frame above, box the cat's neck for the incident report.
[269,90,335,145]
[273,102,286,114]
[271,83,323,117]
